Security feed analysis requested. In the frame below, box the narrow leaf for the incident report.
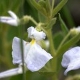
[57,33,80,58]
[29,0,47,16]
[46,0,51,15]
[45,18,57,29]
[59,13,69,34]
[52,0,68,17]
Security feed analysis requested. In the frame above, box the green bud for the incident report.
[70,27,80,35]
[20,15,30,24]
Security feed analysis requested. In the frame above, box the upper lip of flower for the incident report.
[27,26,46,41]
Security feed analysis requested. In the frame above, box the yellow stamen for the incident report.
[31,39,36,45]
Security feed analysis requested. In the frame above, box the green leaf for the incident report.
[45,0,51,15]
[29,0,47,16]
[59,13,69,35]
[57,33,80,58]
[10,74,23,80]
[53,32,64,49]
[52,0,68,17]
[38,12,47,22]
[45,18,57,29]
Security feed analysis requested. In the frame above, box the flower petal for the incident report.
[0,16,19,26]
[61,47,80,68]
[64,59,80,75]
[12,37,27,64]
[0,11,19,26]
[25,43,53,71]
[0,17,12,20]
[8,10,18,20]
[0,67,22,78]
[27,26,46,40]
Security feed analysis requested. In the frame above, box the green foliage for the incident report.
[57,33,80,57]
[59,13,69,35]
[0,0,80,80]
[52,0,68,17]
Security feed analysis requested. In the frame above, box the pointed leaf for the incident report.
[57,33,80,58]
[38,11,47,22]
[52,0,68,17]
[29,0,47,16]
[46,0,51,15]
[45,18,57,29]
[59,14,69,35]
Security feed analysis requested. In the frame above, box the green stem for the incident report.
[46,29,58,80]
[58,31,71,51]
[51,73,58,80]
[30,16,38,25]
[61,5,75,27]
[18,25,26,80]
[46,29,56,56]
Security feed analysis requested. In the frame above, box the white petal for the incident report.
[61,47,80,68]
[0,67,22,78]
[0,17,12,20]
[25,43,53,71]
[6,19,19,26]
[64,59,80,75]
[0,11,19,26]
[8,10,18,20]
[27,26,46,40]
[0,16,18,26]
[12,37,27,64]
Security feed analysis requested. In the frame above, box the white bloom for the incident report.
[12,37,52,71]
[0,10,19,26]
[0,27,53,78]
[27,26,46,41]
[61,47,80,75]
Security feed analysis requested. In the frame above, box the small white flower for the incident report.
[61,47,80,75]
[12,37,52,72]
[0,27,52,78]
[27,26,46,41]
[0,10,19,26]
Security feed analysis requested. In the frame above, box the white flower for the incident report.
[12,37,52,72]
[0,27,52,78]
[12,26,52,71]
[27,26,46,41]
[61,47,80,75]
[0,10,19,26]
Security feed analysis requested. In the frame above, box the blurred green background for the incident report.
[0,0,80,80]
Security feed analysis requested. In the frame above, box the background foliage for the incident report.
[0,0,80,80]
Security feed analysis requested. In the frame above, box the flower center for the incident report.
[31,39,36,45]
